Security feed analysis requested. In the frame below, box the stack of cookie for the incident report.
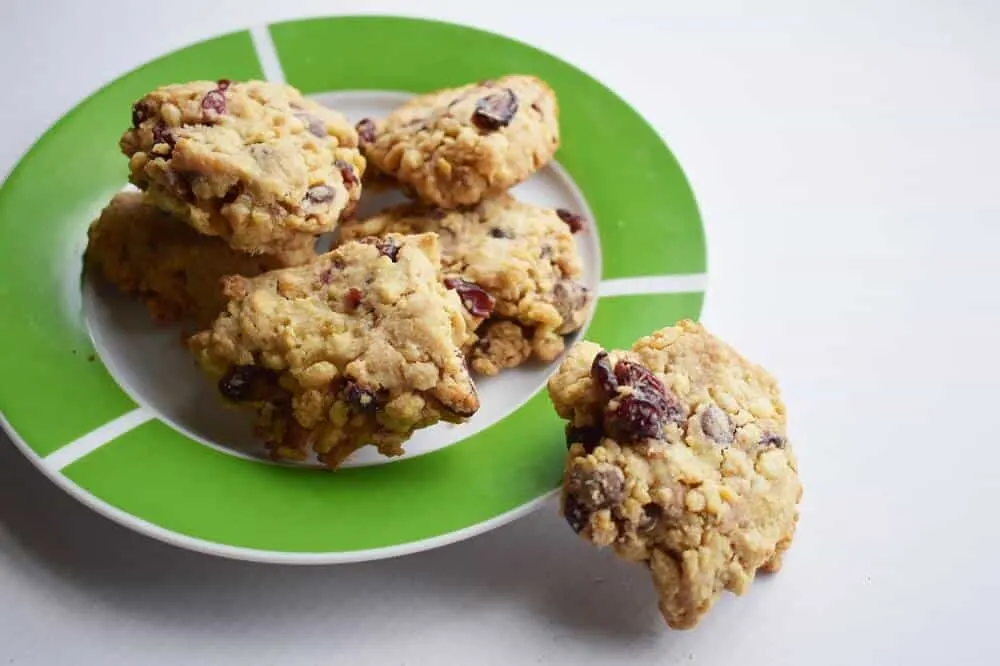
[86,75,591,467]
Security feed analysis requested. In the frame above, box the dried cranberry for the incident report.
[760,432,787,448]
[218,366,276,402]
[488,227,513,239]
[356,118,376,144]
[131,100,151,128]
[305,185,336,205]
[613,359,665,396]
[201,89,226,116]
[613,395,667,441]
[297,113,326,138]
[604,358,683,442]
[471,88,518,131]
[336,159,358,188]
[590,351,618,396]
[556,208,585,233]
[345,287,364,310]
[444,278,496,318]
[345,381,378,413]
[566,425,604,452]
[216,79,232,91]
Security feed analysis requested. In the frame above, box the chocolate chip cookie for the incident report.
[548,321,802,629]
[188,233,479,468]
[341,194,590,375]
[86,191,315,327]
[121,80,364,254]
[359,75,559,208]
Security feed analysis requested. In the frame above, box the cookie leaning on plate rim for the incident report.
[0,16,706,565]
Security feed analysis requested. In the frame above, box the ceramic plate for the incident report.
[0,16,705,563]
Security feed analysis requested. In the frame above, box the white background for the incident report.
[1,0,998,664]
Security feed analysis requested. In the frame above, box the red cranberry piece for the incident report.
[345,287,364,310]
[201,89,226,117]
[336,159,358,188]
[613,394,667,441]
[218,366,277,402]
[305,185,336,205]
[471,88,518,131]
[556,208,585,233]
[590,351,618,396]
[345,381,378,413]
[613,359,665,396]
[444,278,496,318]
[356,118,376,144]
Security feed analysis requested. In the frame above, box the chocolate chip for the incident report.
[760,432,787,448]
[345,287,363,310]
[563,494,589,533]
[131,100,151,128]
[568,465,626,511]
[336,159,359,188]
[305,185,336,205]
[638,503,663,534]
[701,405,734,445]
[218,366,277,402]
[297,113,327,138]
[152,123,174,151]
[201,89,226,116]
[356,118,376,144]
[471,88,518,131]
[376,237,400,262]
[591,351,618,396]
[345,381,378,413]
[552,281,589,334]
[566,425,604,452]
[556,208,585,233]
[444,278,496,318]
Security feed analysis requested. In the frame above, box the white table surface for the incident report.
[2,0,998,663]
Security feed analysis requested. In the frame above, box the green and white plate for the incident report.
[0,16,705,563]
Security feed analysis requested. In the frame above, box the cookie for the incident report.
[359,76,559,208]
[341,194,590,374]
[188,233,480,468]
[121,80,365,254]
[548,321,802,629]
[85,191,315,327]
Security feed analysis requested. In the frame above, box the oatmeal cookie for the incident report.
[548,321,802,629]
[341,194,590,374]
[360,76,558,208]
[121,80,364,254]
[86,191,315,327]
[188,233,479,468]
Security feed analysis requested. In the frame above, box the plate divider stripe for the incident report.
[598,273,708,297]
[250,24,286,83]
[42,407,154,472]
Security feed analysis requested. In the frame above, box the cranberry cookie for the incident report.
[86,191,315,327]
[548,321,802,629]
[121,80,364,254]
[359,76,558,208]
[341,194,590,375]
[188,233,479,468]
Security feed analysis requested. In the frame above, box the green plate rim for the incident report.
[0,15,706,563]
